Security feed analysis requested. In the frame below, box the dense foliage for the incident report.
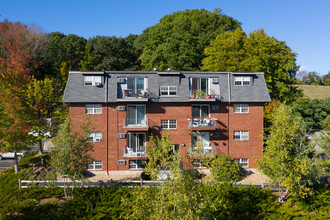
[258,104,325,202]
[202,28,301,102]
[135,9,240,71]
[291,98,330,131]
[297,71,330,86]
[0,154,329,219]
[210,155,244,182]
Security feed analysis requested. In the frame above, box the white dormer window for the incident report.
[84,75,102,86]
[160,86,177,96]
[234,76,250,86]
[88,132,102,142]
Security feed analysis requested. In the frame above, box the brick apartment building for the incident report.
[63,71,271,174]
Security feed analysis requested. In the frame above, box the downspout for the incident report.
[227,72,231,155]
[105,72,109,175]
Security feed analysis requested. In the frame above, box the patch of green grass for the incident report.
[296,85,330,99]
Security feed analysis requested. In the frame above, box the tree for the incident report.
[135,9,240,71]
[49,116,94,179]
[210,155,243,182]
[25,76,60,153]
[144,131,180,180]
[301,71,323,85]
[291,98,330,131]
[202,29,301,102]
[323,72,330,86]
[257,104,324,202]
[79,35,141,71]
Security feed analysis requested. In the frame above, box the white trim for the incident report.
[85,104,102,114]
[233,104,249,113]
[234,158,249,167]
[161,119,177,129]
[87,161,103,170]
[233,131,249,140]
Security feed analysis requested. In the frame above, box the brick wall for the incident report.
[69,101,264,172]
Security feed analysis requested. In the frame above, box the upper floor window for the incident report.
[85,104,102,114]
[233,131,249,140]
[161,120,177,129]
[127,105,146,126]
[192,105,209,118]
[160,86,177,96]
[127,77,145,95]
[234,76,250,86]
[191,78,209,94]
[88,132,102,142]
[233,104,249,113]
[84,75,102,86]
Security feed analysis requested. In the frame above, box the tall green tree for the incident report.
[49,116,94,179]
[257,104,324,202]
[79,35,141,71]
[135,9,240,71]
[202,29,301,102]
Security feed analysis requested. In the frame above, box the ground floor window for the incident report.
[129,160,145,169]
[87,161,103,170]
[234,158,249,167]
[193,159,207,168]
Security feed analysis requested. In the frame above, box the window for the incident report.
[192,105,209,118]
[191,132,210,151]
[127,105,146,126]
[191,78,209,94]
[234,158,249,167]
[129,160,145,169]
[88,132,102,142]
[193,159,206,168]
[234,104,249,113]
[234,76,250,86]
[160,86,177,96]
[128,133,146,153]
[161,120,177,129]
[87,161,103,170]
[127,77,145,96]
[84,75,102,86]
[85,104,102,114]
[233,131,249,140]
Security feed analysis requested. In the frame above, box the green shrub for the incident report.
[182,169,202,180]
[210,155,243,182]
[141,171,151,180]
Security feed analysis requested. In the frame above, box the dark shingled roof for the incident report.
[62,71,271,103]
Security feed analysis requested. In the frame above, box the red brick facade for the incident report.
[69,101,264,171]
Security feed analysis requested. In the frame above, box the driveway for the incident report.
[0,159,15,170]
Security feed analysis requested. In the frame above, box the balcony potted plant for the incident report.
[210,94,214,99]
[190,92,195,99]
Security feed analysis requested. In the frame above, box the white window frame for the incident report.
[191,77,210,94]
[87,161,103,170]
[126,104,146,126]
[161,120,177,129]
[233,104,249,113]
[84,75,102,86]
[193,159,206,168]
[233,131,249,140]
[234,158,249,167]
[160,86,177,96]
[234,76,250,86]
[129,160,145,169]
[127,132,146,153]
[85,104,102,114]
[88,132,102,142]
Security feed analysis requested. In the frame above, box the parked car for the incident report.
[0,150,29,160]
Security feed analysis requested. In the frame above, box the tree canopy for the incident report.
[79,35,140,71]
[135,9,241,71]
[202,29,300,102]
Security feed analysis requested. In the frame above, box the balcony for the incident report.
[123,146,147,158]
[189,145,215,156]
[123,118,149,131]
[117,89,149,102]
[188,118,217,130]
[189,92,219,102]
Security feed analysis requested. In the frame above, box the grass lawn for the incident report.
[296,85,330,99]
